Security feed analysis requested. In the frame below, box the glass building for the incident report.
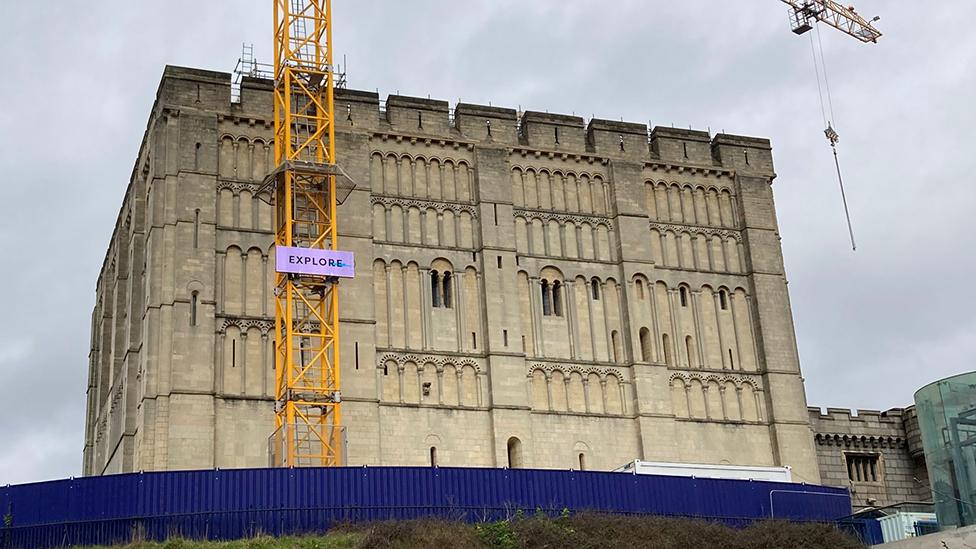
[915,372,976,528]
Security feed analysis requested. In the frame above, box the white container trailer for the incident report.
[877,512,937,543]
[614,460,793,483]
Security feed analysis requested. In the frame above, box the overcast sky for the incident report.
[1,1,973,485]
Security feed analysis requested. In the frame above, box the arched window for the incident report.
[431,270,441,307]
[429,446,438,466]
[541,280,552,316]
[662,334,672,365]
[578,453,587,471]
[442,271,453,309]
[719,289,728,310]
[635,279,645,300]
[679,286,688,307]
[552,281,563,317]
[591,278,600,300]
[190,291,198,327]
[639,327,652,362]
[507,437,523,468]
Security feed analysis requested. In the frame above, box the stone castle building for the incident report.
[84,65,820,481]
[809,405,931,510]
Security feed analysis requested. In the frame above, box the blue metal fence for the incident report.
[0,466,851,548]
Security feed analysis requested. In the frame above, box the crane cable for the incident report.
[809,22,857,251]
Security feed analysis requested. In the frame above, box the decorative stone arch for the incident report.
[573,441,592,470]
[506,436,524,468]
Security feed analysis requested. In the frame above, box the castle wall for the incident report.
[809,406,931,509]
[83,66,819,481]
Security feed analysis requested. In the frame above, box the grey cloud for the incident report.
[0,1,972,484]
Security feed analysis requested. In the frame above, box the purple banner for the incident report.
[275,246,355,278]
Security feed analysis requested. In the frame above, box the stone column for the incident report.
[240,330,248,396]
[728,292,743,370]
[558,221,567,258]
[419,209,428,245]
[667,289,681,366]
[649,282,662,362]
[745,295,762,370]
[718,385,728,420]
[585,283,598,361]
[216,330,225,393]
[239,251,247,315]
[545,373,553,410]
[218,252,226,313]
[455,269,465,351]
[261,332,269,396]
[600,282,613,362]
[712,292,727,369]
[419,267,431,350]
[542,221,551,256]
[384,265,393,348]
[262,255,269,316]
[401,264,410,349]
[528,277,544,356]
[436,212,444,246]
[565,280,579,359]
[582,377,591,413]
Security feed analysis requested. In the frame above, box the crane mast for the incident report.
[269,0,345,467]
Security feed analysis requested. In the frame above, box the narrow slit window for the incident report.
[471,332,477,349]
[194,142,201,170]
[554,126,560,144]
[190,291,198,327]
[431,271,441,307]
[503,329,509,347]
[429,446,437,466]
[493,204,499,225]
[355,342,360,370]
[591,278,600,300]
[497,256,502,269]
[680,287,688,307]
[541,280,552,316]
[728,349,735,370]
[682,142,688,159]
[719,290,728,310]
[231,339,236,368]
[193,209,200,248]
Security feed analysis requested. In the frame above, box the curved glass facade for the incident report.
[915,372,976,528]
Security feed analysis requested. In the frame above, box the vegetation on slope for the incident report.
[97,513,865,549]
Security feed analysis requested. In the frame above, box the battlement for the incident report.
[808,406,910,437]
[156,64,775,174]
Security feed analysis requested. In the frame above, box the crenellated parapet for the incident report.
[151,66,776,177]
[808,406,911,438]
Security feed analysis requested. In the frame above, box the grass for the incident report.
[89,514,865,549]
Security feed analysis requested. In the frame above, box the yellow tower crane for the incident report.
[266,0,354,467]
[781,0,881,42]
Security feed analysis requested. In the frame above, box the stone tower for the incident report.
[84,66,819,482]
